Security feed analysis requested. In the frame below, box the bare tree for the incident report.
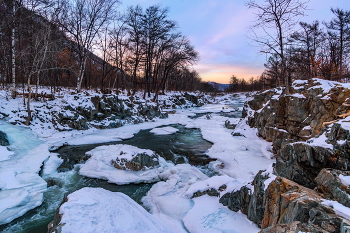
[55,0,119,92]
[247,0,308,94]
[125,5,143,94]
[290,21,324,78]
[141,5,176,98]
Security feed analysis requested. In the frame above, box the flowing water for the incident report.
[0,124,214,233]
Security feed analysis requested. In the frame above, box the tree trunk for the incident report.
[11,2,16,98]
[25,76,32,126]
[77,56,87,92]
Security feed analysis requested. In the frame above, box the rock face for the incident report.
[244,79,350,188]
[219,169,272,227]
[246,79,350,144]
[276,143,335,188]
[223,79,350,232]
[219,171,350,232]
[55,95,164,130]
[262,177,350,233]
[52,92,208,130]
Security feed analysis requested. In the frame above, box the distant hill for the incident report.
[207,82,230,91]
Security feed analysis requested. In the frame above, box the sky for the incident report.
[120,0,349,84]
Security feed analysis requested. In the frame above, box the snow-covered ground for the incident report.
[0,89,274,232]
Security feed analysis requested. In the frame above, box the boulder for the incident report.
[224,120,236,129]
[111,152,160,171]
[191,188,220,198]
[261,177,350,233]
[315,169,350,208]
[184,92,200,106]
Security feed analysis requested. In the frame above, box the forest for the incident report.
[1,0,350,96]
[0,0,204,98]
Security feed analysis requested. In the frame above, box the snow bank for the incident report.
[189,116,274,181]
[184,175,243,198]
[305,132,334,149]
[58,187,175,233]
[339,175,350,187]
[143,164,208,233]
[79,144,172,185]
[322,199,350,220]
[262,164,277,191]
[0,146,14,162]
[0,122,49,225]
[183,196,260,233]
[42,154,63,176]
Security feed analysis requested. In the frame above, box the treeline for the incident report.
[0,0,204,98]
[245,0,350,92]
[263,9,350,88]
[227,75,265,93]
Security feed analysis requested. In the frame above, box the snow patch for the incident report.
[184,175,244,198]
[59,187,176,233]
[150,126,179,135]
[322,199,350,220]
[262,164,277,191]
[0,146,14,162]
[339,175,350,187]
[183,196,260,233]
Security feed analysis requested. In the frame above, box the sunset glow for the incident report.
[120,0,349,84]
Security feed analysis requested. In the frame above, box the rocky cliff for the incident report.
[243,78,350,188]
[222,78,350,232]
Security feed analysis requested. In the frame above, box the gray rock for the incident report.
[191,188,220,198]
[224,120,236,129]
[219,169,272,227]
[0,131,10,146]
[111,152,160,171]
[315,169,350,208]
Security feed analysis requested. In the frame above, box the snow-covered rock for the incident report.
[79,144,172,184]
[48,187,176,233]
